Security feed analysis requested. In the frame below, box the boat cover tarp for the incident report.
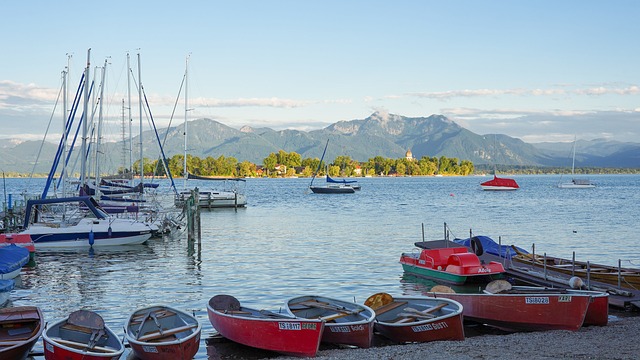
[454,235,529,258]
[0,244,29,274]
[326,175,358,184]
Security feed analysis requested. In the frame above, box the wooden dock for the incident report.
[413,239,640,311]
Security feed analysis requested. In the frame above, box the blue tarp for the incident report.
[326,174,358,184]
[454,235,529,259]
[0,244,30,275]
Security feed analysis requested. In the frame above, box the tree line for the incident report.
[126,151,476,178]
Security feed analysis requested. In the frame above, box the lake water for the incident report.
[4,174,640,358]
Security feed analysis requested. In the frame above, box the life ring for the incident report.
[470,236,484,256]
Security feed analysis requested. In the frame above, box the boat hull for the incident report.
[309,185,356,194]
[372,297,465,343]
[285,295,376,348]
[175,192,247,208]
[207,300,324,357]
[125,305,201,360]
[567,289,608,326]
[25,218,152,249]
[0,306,44,360]
[43,315,124,360]
[424,291,590,332]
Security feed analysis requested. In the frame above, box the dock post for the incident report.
[618,260,622,288]
[543,253,547,281]
[572,252,575,276]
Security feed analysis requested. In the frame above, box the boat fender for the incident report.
[470,237,483,256]
[89,229,95,246]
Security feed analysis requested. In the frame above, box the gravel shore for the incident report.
[306,314,639,360]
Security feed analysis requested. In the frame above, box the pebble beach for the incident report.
[306,313,639,360]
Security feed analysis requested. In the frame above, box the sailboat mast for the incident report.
[571,136,577,176]
[127,52,133,178]
[137,52,144,186]
[94,59,108,196]
[183,55,189,189]
[80,49,91,188]
[61,61,68,197]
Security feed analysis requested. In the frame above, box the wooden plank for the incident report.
[130,309,176,323]
[49,337,120,354]
[320,308,364,322]
[373,301,408,315]
[137,323,198,342]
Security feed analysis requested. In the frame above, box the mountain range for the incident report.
[2,111,639,174]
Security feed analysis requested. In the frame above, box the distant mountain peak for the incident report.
[240,125,254,133]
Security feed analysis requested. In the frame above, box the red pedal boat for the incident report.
[365,293,465,343]
[400,241,505,285]
[207,295,324,358]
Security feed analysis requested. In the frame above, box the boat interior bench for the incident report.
[373,301,408,315]
[421,247,469,269]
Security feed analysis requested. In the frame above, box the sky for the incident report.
[1,1,639,145]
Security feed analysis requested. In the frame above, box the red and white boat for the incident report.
[125,305,201,360]
[480,175,519,191]
[365,293,465,343]
[285,295,376,348]
[424,282,592,332]
[0,306,44,360]
[528,287,609,327]
[42,310,124,360]
[207,295,324,358]
[400,242,505,285]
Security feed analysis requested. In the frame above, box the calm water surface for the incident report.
[4,174,640,358]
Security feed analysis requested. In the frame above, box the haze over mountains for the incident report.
[2,112,639,174]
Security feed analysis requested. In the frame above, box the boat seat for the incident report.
[422,247,468,269]
[446,252,481,268]
[373,301,408,315]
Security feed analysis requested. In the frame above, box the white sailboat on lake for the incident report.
[557,137,596,189]
[173,56,248,208]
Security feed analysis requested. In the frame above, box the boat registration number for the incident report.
[142,346,159,353]
[412,321,449,332]
[525,297,550,304]
[278,322,318,330]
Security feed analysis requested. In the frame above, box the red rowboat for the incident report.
[365,293,465,343]
[42,310,124,360]
[207,295,324,358]
[125,305,201,360]
[424,281,591,332]
[522,287,609,327]
[0,306,44,360]
[480,175,519,191]
[285,295,376,348]
[400,242,505,285]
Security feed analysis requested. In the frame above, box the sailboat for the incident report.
[309,139,357,194]
[173,56,248,208]
[480,136,519,191]
[20,50,154,248]
[558,137,595,189]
